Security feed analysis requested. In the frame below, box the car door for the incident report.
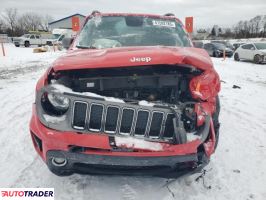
[29,35,36,45]
[35,35,41,45]
[240,44,255,60]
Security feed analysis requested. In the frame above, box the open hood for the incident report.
[52,46,213,71]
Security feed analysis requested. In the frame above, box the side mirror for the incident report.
[251,47,255,50]
[62,37,74,49]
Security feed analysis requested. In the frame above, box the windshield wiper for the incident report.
[76,45,97,49]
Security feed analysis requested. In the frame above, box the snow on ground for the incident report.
[0,45,266,200]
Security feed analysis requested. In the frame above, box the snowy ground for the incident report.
[0,44,266,200]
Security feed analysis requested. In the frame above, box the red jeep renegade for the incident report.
[30,12,221,177]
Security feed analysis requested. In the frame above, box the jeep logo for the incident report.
[130,57,152,62]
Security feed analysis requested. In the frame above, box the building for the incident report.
[48,13,86,30]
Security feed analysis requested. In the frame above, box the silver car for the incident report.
[234,42,266,64]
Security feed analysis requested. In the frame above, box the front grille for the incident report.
[72,100,176,140]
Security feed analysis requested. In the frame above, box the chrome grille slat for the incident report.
[148,111,164,139]
[104,106,120,134]
[72,99,176,141]
[119,108,135,135]
[134,110,150,137]
[88,103,104,132]
[72,101,88,130]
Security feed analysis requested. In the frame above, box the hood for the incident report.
[217,47,232,52]
[259,49,266,54]
[52,46,213,72]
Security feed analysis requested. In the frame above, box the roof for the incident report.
[48,13,86,25]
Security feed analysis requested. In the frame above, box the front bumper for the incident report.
[30,104,216,177]
[46,150,209,178]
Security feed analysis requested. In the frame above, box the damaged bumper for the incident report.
[46,150,209,178]
[30,99,215,177]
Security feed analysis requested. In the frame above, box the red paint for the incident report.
[72,16,80,31]
[53,47,213,72]
[30,105,203,161]
[204,117,216,157]
[185,17,193,33]
[30,13,219,165]
[189,69,221,101]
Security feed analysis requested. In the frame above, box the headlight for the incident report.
[41,92,70,115]
[47,93,70,111]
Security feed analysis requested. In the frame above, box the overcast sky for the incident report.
[0,0,265,28]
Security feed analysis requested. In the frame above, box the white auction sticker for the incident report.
[152,20,176,28]
[0,188,54,200]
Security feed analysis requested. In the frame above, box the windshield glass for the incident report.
[254,43,266,50]
[213,43,226,49]
[23,34,30,38]
[52,34,61,39]
[76,15,191,49]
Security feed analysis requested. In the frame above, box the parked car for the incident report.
[204,42,233,57]
[30,12,221,177]
[193,40,204,48]
[13,33,53,47]
[46,28,74,46]
[232,42,245,51]
[234,42,266,64]
[211,40,234,50]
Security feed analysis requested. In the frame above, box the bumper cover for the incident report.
[30,103,215,177]
[46,150,209,178]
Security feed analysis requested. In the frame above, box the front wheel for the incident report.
[234,53,240,61]
[213,51,220,58]
[24,41,30,47]
[254,54,262,64]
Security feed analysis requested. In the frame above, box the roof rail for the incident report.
[164,13,175,17]
[91,10,101,16]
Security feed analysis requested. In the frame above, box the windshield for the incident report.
[52,34,61,39]
[254,43,266,50]
[76,15,192,49]
[213,43,226,49]
[23,34,30,38]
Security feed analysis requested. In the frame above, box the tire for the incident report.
[254,54,262,64]
[213,96,220,150]
[24,41,30,47]
[46,41,52,46]
[213,51,220,58]
[15,44,20,47]
[234,53,240,61]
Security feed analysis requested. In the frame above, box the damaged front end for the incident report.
[31,64,220,177]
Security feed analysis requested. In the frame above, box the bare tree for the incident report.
[40,14,53,31]
[0,18,7,33]
[2,8,18,36]
[263,22,266,37]
[18,12,43,31]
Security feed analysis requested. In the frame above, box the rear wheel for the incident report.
[254,54,262,64]
[24,41,30,47]
[15,44,20,47]
[234,53,240,61]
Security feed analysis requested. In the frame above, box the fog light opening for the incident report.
[51,157,67,167]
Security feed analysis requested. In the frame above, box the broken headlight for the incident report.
[41,92,70,115]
